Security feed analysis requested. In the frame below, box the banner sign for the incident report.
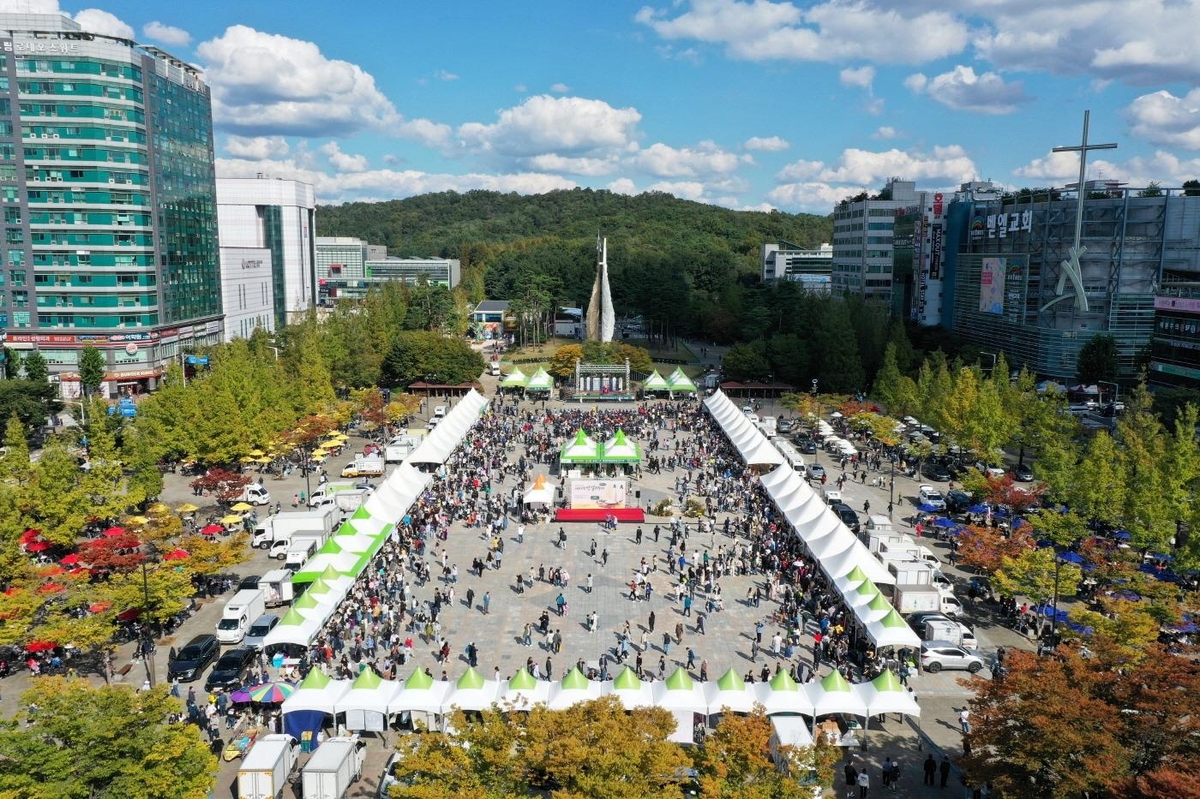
[569,479,627,510]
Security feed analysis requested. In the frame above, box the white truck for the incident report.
[307,482,355,508]
[333,488,371,514]
[252,507,338,549]
[892,584,944,615]
[217,588,267,645]
[340,455,385,478]
[280,527,332,566]
[257,568,295,607]
[301,736,366,799]
[235,484,272,506]
[925,618,977,649]
[759,416,778,437]
[385,432,425,463]
[886,559,935,586]
[238,734,299,799]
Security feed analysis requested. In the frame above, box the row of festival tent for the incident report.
[558,428,643,465]
[262,391,492,651]
[704,391,920,651]
[282,662,919,739]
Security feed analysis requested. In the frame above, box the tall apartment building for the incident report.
[831,179,925,305]
[0,12,222,397]
[215,176,315,328]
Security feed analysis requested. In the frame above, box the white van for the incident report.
[489,362,501,376]
[821,488,842,505]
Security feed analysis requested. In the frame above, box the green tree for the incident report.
[721,343,770,383]
[993,547,1081,605]
[21,351,48,383]
[78,345,105,397]
[812,311,864,394]
[0,678,215,799]
[871,343,918,418]
[0,380,59,437]
[1076,333,1119,384]
[1068,431,1126,524]
[380,332,485,387]
[693,705,833,798]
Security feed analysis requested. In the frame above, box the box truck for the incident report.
[257,568,294,607]
[238,734,299,799]
[307,482,355,508]
[252,507,338,549]
[340,456,385,478]
[301,736,366,799]
[235,484,272,506]
[385,432,425,463]
[924,618,977,649]
[333,488,371,514]
[216,588,266,645]
[893,585,944,615]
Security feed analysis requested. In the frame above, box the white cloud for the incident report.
[433,69,459,82]
[395,119,454,149]
[456,95,641,158]
[143,21,190,47]
[320,142,369,173]
[1012,150,1089,182]
[607,178,638,195]
[197,25,401,137]
[636,0,969,64]
[872,126,898,140]
[767,181,868,213]
[776,145,978,187]
[520,154,621,177]
[630,141,750,178]
[1126,89,1200,150]
[223,135,290,159]
[550,83,570,93]
[744,135,790,152]
[905,65,1028,114]
[73,9,134,39]
[839,65,875,89]
[1011,148,1200,189]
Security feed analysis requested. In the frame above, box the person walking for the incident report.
[648,611,656,633]
[857,769,870,798]
[465,588,475,610]
[939,756,951,788]
[686,648,696,671]
[844,762,859,794]
[923,754,937,786]
[586,573,593,593]
[601,549,609,566]
[482,591,491,615]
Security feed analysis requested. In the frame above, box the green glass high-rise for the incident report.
[0,12,221,396]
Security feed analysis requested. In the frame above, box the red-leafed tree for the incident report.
[955,521,1037,574]
[79,535,145,573]
[980,474,1047,515]
[188,467,252,503]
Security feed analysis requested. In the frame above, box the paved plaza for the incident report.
[1,374,1028,798]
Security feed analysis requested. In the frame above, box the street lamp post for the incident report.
[140,555,156,687]
[60,399,87,427]
[811,379,820,468]
[1047,555,1063,655]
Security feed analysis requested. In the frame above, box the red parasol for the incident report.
[88,601,112,613]
[20,529,41,544]
[164,548,190,561]
[102,526,126,537]
[59,553,81,565]
[25,541,50,552]
[37,583,65,594]
[25,641,56,652]
[200,524,224,535]
[116,607,142,622]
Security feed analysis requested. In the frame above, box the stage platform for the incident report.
[555,508,645,523]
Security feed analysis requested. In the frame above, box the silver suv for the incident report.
[920,641,985,674]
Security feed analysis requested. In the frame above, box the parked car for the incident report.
[204,647,256,692]
[238,574,262,592]
[807,463,826,481]
[167,634,219,683]
[1014,463,1035,482]
[921,461,952,482]
[920,641,985,674]
[831,503,860,531]
[918,485,947,511]
[795,439,818,454]
[243,614,280,651]
[945,490,974,514]
[776,418,794,434]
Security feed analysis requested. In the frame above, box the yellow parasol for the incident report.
[230,502,254,512]
[125,516,150,526]
[239,455,256,464]
[175,503,199,514]
[248,449,265,457]
[219,514,244,526]
[255,456,273,464]
[147,502,170,515]
[310,454,327,463]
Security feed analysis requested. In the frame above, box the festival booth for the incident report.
[502,668,551,710]
[665,367,698,396]
[389,669,450,731]
[641,370,671,396]
[603,667,655,710]
[263,607,323,651]
[702,391,784,470]
[524,367,555,396]
[500,367,529,391]
[599,429,642,471]
[753,670,812,717]
[547,667,603,710]
[857,669,920,720]
[407,390,491,469]
[703,668,758,719]
[806,669,867,744]
[522,475,557,509]
[559,430,601,465]
[336,667,400,733]
[281,667,351,745]
[443,667,502,713]
[651,668,709,743]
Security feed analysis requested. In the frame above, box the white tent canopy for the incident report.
[407,390,490,466]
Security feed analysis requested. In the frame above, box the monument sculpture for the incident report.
[586,234,615,342]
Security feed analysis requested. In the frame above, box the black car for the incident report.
[795,439,818,454]
[204,647,256,692]
[831,503,860,531]
[945,490,973,515]
[921,461,953,482]
[1014,463,1035,482]
[238,574,261,592]
[167,634,219,683]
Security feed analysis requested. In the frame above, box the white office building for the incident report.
[218,247,274,342]
[831,179,927,305]
[216,177,316,326]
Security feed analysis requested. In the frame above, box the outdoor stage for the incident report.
[554,508,645,523]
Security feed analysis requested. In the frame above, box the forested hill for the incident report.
[316,188,830,268]
[316,188,832,343]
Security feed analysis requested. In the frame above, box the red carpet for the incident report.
[555,508,646,523]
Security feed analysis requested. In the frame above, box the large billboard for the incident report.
[979,257,1006,314]
[569,479,628,509]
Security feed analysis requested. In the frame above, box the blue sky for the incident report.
[9,0,1200,213]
